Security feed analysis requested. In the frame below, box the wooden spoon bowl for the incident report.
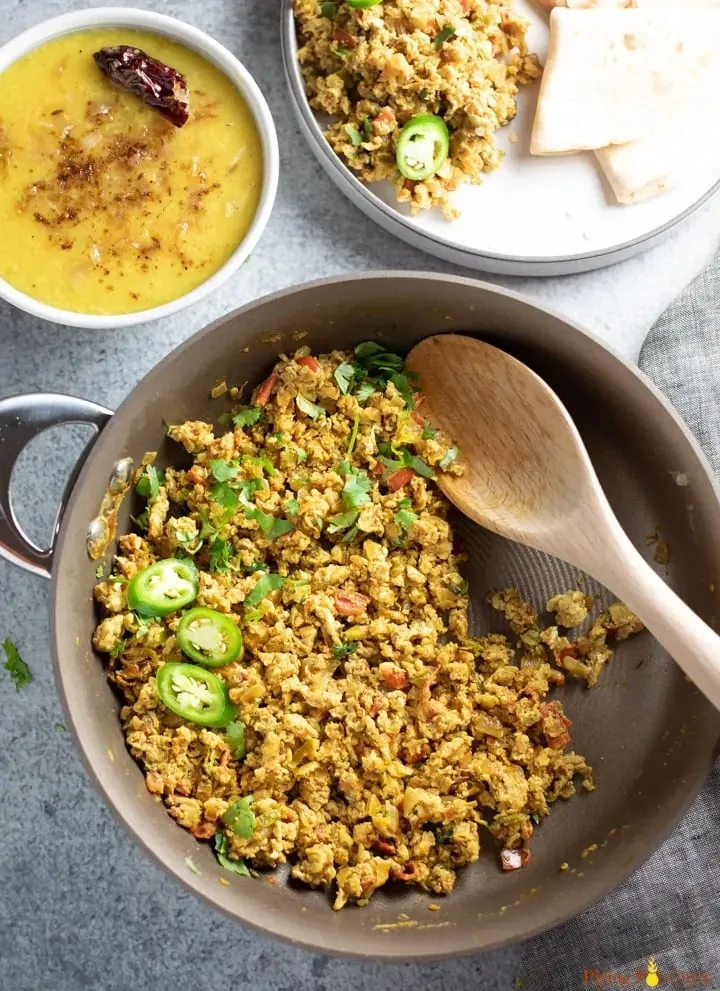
[407,333,720,711]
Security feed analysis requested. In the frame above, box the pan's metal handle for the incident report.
[0,394,113,580]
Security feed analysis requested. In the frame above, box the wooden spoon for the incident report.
[406,334,720,711]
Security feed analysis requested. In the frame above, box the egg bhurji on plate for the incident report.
[293,0,541,218]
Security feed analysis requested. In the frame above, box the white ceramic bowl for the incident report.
[0,7,279,329]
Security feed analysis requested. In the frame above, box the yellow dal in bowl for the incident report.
[0,29,263,315]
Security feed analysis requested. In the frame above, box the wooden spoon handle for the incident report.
[589,523,720,711]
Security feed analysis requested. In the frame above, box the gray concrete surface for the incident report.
[2,1,720,989]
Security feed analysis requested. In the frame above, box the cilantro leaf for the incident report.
[389,373,415,409]
[296,395,325,420]
[434,24,456,48]
[347,413,360,458]
[422,423,438,440]
[334,362,356,395]
[211,482,240,512]
[296,447,308,463]
[394,497,418,532]
[342,469,372,510]
[285,498,299,516]
[354,381,376,403]
[327,510,359,534]
[109,639,126,659]
[198,506,233,540]
[232,407,264,428]
[214,831,250,877]
[333,641,358,660]
[345,124,362,147]
[135,465,165,502]
[354,342,404,374]
[342,524,359,544]
[247,506,294,540]
[209,536,232,573]
[2,639,32,690]
[449,579,469,596]
[95,564,105,579]
[406,453,433,479]
[439,447,459,470]
[321,0,337,16]
[131,510,149,532]
[379,444,434,479]
[222,795,256,838]
[330,45,351,57]
[244,603,269,624]
[246,454,276,477]
[361,116,372,140]
[134,614,151,639]
[245,573,287,608]
[185,855,201,876]
[210,459,241,483]
[225,719,247,760]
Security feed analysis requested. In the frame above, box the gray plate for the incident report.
[281,2,720,277]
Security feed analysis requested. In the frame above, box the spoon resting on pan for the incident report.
[406,334,720,711]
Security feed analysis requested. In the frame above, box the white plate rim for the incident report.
[281,0,720,272]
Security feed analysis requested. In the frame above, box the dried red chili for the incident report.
[93,46,190,127]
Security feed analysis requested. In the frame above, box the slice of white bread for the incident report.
[531,8,720,156]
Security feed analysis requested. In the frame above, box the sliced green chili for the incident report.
[396,114,449,182]
[127,559,198,617]
[156,662,235,727]
[177,607,244,668]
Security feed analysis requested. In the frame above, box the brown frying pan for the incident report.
[1,273,718,959]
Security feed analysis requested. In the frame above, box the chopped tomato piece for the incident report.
[378,662,408,689]
[539,701,572,750]
[501,848,531,871]
[387,467,414,491]
[403,179,416,193]
[296,355,321,373]
[254,370,278,406]
[334,590,370,616]
[370,460,384,476]
[402,741,429,765]
[556,645,579,662]
[391,862,417,881]
[410,393,427,425]
[333,28,356,48]
[191,820,216,840]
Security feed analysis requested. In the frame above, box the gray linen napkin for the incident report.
[519,260,720,990]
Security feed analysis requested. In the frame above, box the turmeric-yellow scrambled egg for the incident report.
[92,346,642,908]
